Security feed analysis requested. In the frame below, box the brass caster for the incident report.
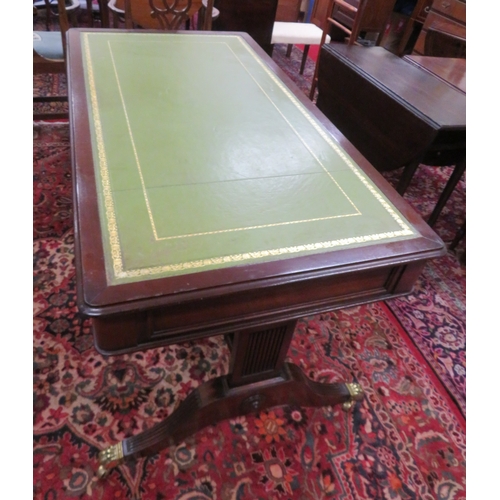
[97,465,109,480]
[342,400,354,412]
[342,382,364,412]
[97,442,124,479]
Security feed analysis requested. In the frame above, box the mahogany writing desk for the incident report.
[66,29,445,478]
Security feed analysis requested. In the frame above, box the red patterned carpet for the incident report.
[34,112,465,500]
[33,14,466,496]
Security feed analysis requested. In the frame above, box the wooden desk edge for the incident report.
[66,29,446,315]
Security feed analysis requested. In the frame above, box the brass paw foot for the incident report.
[342,382,364,412]
[97,442,124,479]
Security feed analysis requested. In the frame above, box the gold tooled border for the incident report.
[82,32,414,282]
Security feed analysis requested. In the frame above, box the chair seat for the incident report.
[33,31,64,61]
[271,22,330,45]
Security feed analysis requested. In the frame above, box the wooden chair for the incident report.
[309,0,394,99]
[271,22,330,75]
[270,0,329,76]
[33,0,77,120]
[110,0,215,31]
[271,0,327,75]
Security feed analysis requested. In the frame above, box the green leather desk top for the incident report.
[81,32,417,285]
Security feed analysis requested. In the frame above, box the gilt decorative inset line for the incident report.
[82,32,414,282]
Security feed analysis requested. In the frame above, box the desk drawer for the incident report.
[91,263,425,355]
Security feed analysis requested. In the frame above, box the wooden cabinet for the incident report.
[213,0,279,55]
[412,0,465,55]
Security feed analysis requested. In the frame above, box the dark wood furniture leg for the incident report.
[396,158,421,195]
[97,0,110,27]
[300,45,310,74]
[42,0,52,30]
[97,320,363,478]
[427,156,466,227]
[86,0,94,26]
[450,221,465,250]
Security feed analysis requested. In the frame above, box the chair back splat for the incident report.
[121,0,215,31]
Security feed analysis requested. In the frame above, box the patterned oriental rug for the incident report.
[33,43,466,500]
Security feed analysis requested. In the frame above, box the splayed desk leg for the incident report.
[97,320,364,478]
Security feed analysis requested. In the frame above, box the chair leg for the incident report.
[300,45,310,74]
[197,7,204,29]
[309,57,318,100]
[42,0,52,30]
[286,44,293,58]
[87,0,94,26]
[97,0,110,27]
[396,159,420,195]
